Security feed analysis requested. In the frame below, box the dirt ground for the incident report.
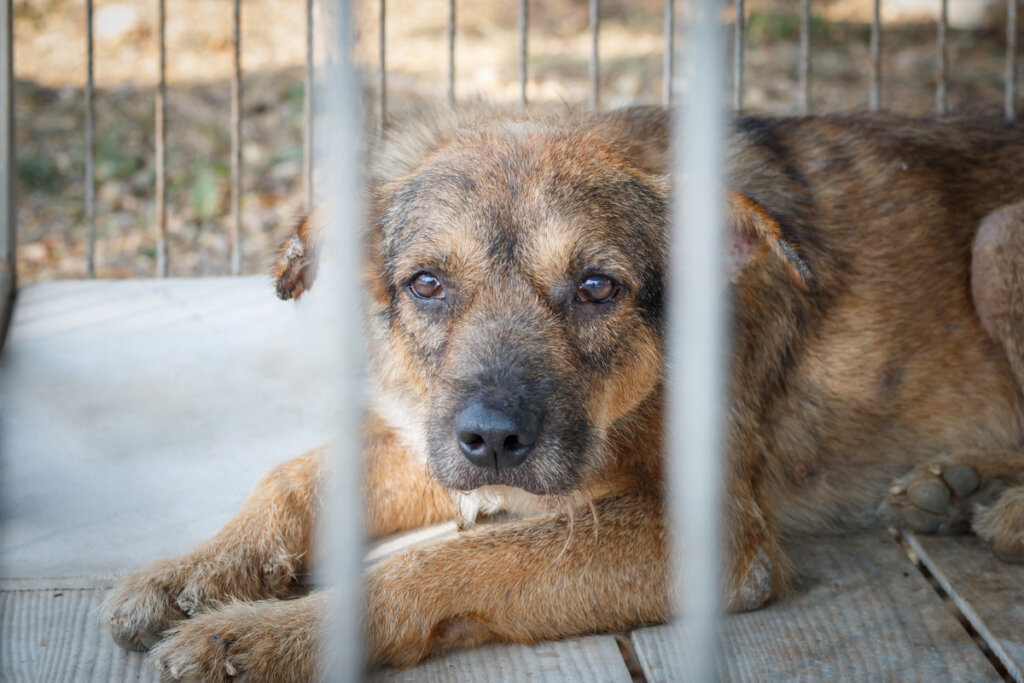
[11,0,1019,281]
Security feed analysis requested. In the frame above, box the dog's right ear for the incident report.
[726,189,814,291]
[272,210,321,301]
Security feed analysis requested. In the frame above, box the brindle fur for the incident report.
[103,107,1024,680]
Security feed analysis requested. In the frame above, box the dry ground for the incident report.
[11,0,1019,281]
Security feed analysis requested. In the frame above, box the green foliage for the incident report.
[17,154,61,193]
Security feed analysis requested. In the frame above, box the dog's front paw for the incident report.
[102,558,193,651]
[151,597,322,682]
[879,459,1009,535]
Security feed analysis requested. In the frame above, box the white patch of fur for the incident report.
[371,388,429,463]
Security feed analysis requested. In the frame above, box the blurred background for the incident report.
[10,0,1017,281]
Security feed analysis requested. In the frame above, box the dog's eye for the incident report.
[409,272,445,299]
[575,275,618,304]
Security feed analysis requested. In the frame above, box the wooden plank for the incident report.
[372,635,632,683]
[0,589,160,683]
[905,532,1024,682]
[632,531,999,682]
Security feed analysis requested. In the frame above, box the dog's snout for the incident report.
[455,397,540,471]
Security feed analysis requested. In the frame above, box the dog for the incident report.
[102,106,1024,680]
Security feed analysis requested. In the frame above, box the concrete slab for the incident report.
[0,278,339,581]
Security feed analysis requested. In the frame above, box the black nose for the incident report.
[455,396,540,471]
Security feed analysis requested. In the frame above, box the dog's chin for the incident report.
[428,449,584,497]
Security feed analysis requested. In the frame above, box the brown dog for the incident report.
[102,106,1024,680]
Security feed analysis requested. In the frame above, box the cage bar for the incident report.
[870,0,881,111]
[1008,0,1018,121]
[589,0,600,111]
[317,0,365,678]
[669,0,724,678]
[378,0,386,130]
[156,0,168,277]
[733,0,744,110]
[799,0,811,113]
[230,0,242,275]
[304,0,314,210]
[518,0,528,109]
[937,0,948,116]
[447,0,456,105]
[663,0,674,107]
[85,0,96,277]
[0,0,14,351]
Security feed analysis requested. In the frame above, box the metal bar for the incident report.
[85,0,95,277]
[870,0,881,111]
[671,0,724,678]
[447,0,456,106]
[518,0,528,109]
[304,0,314,209]
[663,0,674,107]
[318,0,364,678]
[377,0,386,131]
[1007,0,1018,121]
[937,0,948,116]
[231,0,242,275]
[589,0,600,111]
[0,0,15,352]
[799,0,811,114]
[733,0,744,110]
[156,0,167,277]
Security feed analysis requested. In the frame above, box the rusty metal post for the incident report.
[733,0,744,110]
[85,0,96,277]
[870,0,881,111]
[377,0,386,131]
[589,0,600,111]
[937,0,948,116]
[0,0,14,351]
[663,0,674,107]
[518,0,528,109]
[1008,0,1018,121]
[156,0,168,276]
[230,0,243,275]
[447,0,456,106]
[304,0,314,209]
[799,0,811,113]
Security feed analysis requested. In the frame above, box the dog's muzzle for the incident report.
[454,392,541,471]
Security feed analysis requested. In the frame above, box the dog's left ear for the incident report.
[725,189,814,291]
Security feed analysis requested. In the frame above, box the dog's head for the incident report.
[358,109,670,496]
[274,107,812,498]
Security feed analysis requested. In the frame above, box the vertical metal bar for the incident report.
[155,0,168,277]
[937,0,948,116]
[663,0,674,107]
[1007,0,1018,121]
[230,0,242,275]
[672,0,724,678]
[85,0,95,277]
[870,0,881,112]
[799,0,811,114]
[447,0,456,106]
[518,0,528,110]
[318,0,364,678]
[589,0,600,111]
[733,0,744,110]
[304,0,314,209]
[0,0,15,352]
[377,0,386,131]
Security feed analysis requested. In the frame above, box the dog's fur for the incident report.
[103,106,1024,680]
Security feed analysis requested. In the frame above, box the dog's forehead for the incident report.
[383,122,666,281]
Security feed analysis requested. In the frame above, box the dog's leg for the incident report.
[364,492,669,667]
[102,449,325,651]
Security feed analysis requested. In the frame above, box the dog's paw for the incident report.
[272,213,319,301]
[102,549,303,652]
[973,486,1024,564]
[879,459,1011,535]
[151,597,321,682]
